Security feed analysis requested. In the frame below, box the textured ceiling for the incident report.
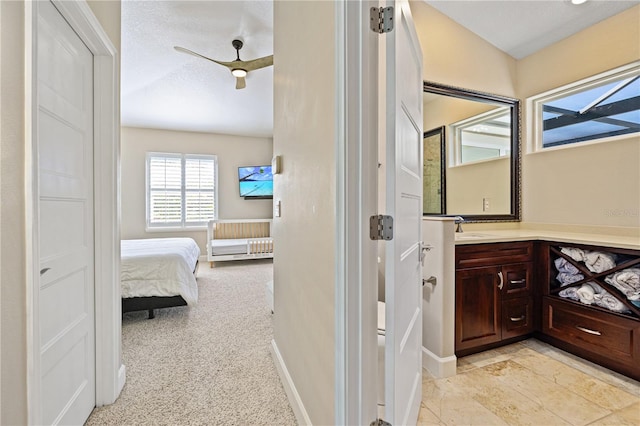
[121,0,273,137]
[121,0,638,137]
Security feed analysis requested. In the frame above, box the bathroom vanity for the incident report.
[454,241,534,356]
[453,233,640,381]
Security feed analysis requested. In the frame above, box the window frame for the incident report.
[145,152,218,230]
[527,61,640,154]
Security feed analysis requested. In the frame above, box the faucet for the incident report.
[454,216,465,233]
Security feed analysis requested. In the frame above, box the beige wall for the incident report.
[1,2,27,424]
[0,1,121,423]
[273,1,336,424]
[518,5,640,229]
[121,127,273,254]
[411,0,517,97]
[412,1,639,231]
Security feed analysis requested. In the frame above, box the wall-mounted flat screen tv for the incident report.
[238,165,273,199]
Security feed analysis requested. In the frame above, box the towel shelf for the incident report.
[539,241,640,381]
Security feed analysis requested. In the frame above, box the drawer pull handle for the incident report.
[576,326,601,336]
[510,279,526,284]
[498,271,504,290]
[510,315,525,322]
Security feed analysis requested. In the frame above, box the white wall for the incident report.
[121,127,273,254]
[0,1,121,423]
[272,1,336,424]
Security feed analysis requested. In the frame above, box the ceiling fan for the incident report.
[174,39,273,90]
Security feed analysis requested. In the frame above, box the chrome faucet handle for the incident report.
[454,216,464,233]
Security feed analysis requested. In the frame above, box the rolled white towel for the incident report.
[561,247,588,262]
[584,251,616,273]
[556,272,584,286]
[559,286,579,301]
[605,268,640,300]
[554,257,580,275]
[576,282,603,305]
[594,291,631,314]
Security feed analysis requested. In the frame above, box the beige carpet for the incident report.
[87,259,296,426]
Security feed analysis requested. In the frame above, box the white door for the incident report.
[384,0,424,424]
[37,1,96,424]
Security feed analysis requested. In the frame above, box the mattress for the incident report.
[210,238,250,255]
[121,238,200,305]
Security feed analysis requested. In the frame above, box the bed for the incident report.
[121,237,200,318]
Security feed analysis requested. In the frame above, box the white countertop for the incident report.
[454,229,640,250]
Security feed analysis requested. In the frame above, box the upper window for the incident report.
[529,62,640,151]
[146,152,217,229]
[450,107,511,165]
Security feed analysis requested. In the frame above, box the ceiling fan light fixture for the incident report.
[571,0,588,4]
[232,68,247,78]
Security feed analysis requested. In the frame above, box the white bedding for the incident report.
[121,238,200,305]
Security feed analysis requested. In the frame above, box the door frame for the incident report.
[25,0,123,423]
[334,1,379,424]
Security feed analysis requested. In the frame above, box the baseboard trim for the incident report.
[422,346,457,378]
[117,364,126,396]
[270,339,311,425]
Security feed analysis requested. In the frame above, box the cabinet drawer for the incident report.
[502,297,533,339]
[543,297,640,367]
[456,242,532,269]
[502,262,532,298]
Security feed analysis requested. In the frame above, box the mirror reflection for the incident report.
[423,81,521,222]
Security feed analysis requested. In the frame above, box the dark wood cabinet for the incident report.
[538,241,640,380]
[455,242,534,355]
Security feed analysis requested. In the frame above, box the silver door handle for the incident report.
[40,267,51,276]
[423,276,437,286]
[420,242,433,266]
[510,279,526,284]
[510,315,525,322]
[498,271,504,290]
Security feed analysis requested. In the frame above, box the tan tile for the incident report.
[417,402,443,426]
[457,348,513,369]
[589,401,640,426]
[478,360,614,425]
[521,340,640,397]
[457,365,572,426]
[513,353,639,410]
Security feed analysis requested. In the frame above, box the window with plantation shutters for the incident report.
[146,153,217,228]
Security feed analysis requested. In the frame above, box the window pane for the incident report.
[149,156,181,189]
[185,191,215,223]
[147,153,216,228]
[542,74,640,147]
[149,190,182,224]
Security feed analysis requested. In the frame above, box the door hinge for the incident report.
[370,6,394,34]
[370,215,393,240]
[370,419,392,426]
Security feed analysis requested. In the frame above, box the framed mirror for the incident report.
[423,81,521,222]
[423,126,446,214]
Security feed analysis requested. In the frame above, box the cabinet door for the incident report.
[502,262,532,298]
[455,266,502,352]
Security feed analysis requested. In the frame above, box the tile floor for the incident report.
[419,339,640,426]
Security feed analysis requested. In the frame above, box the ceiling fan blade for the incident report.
[174,46,237,68]
[174,46,215,62]
[242,55,274,72]
[236,76,246,90]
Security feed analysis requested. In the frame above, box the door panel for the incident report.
[455,266,501,351]
[384,0,423,425]
[37,1,95,424]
